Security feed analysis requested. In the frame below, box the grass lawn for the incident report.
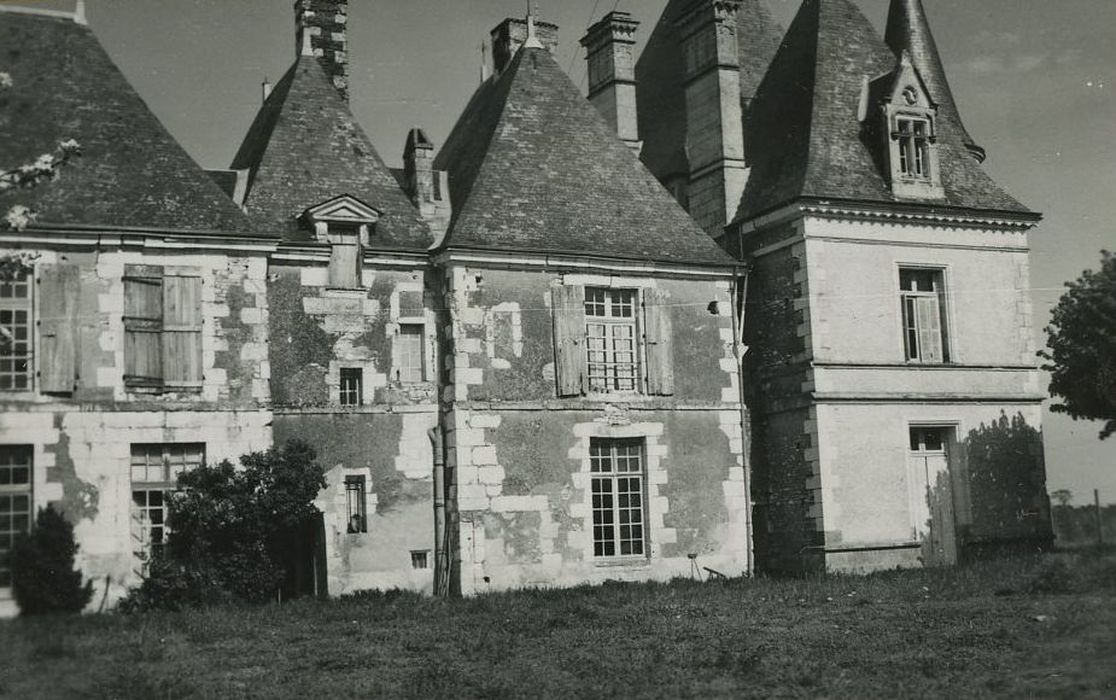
[1,552,1114,699]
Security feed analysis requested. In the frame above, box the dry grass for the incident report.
[1,551,1115,699]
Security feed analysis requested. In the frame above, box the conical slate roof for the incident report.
[635,0,785,180]
[885,0,984,161]
[734,0,1030,223]
[0,10,256,235]
[434,43,734,267]
[230,54,431,249]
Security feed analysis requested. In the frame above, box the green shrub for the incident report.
[11,505,93,615]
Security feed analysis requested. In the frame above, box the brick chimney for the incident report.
[403,128,452,237]
[676,0,747,238]
[295,0,349,100]
[581,11,641,152]
[491,17,559,74]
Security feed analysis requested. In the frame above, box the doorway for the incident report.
[907,426,959,566]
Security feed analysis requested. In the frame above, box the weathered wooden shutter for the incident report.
[163,274,204,388]
[38,263,80,393]
[642,287,674,396]
[915,296,943,363]
[328,231,361,288]
[552,285,585,397]
[123,265,164,387]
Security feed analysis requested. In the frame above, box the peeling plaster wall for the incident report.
[440,264,746,595]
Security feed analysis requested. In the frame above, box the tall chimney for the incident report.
[581,11,641,152]
[404,128,452,237]
[294,0,349,100]
[676,0,747,238]
[490,17,559,74]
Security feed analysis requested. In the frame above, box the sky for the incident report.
[17,0,1116,503]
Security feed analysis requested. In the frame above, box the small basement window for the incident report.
[339,367,363,407]
[410,550,430,570]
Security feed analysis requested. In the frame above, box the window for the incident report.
[0,446,33,589]
[328,227,362,288]
[590,438,646,558]
[585,288,638,393]
[0,273,32,392]
[900,268,949,363]
[909,426,945,453]
[410,550,430,570]
[345,475,367,533]
[130,443,204,572]
[396,324,425,384]
[896,118,932,179]
[123,266,203,390]
[339,367,363,406]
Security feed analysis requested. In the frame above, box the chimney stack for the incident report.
[491,17,559,74]
[403,128,452,237]
[294,0,349,100]
[581,11,641,152]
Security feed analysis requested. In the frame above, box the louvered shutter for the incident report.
[123,265,164,387]
[552,285,586,397]
[642,287,675,396]
[915,296,943,363]
[163,274,204,388]
[38,264,80,393]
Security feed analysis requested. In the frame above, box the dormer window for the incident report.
[896,117,932,180]
[302,195,383,290]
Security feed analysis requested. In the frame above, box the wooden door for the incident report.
[908,428,958,566]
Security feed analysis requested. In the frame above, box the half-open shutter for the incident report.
[163,274,203,388]
[552,285,585,397]
[123,265,163,387]
[915,296,943,363]
[642,287,674,396]
[38,264,80,393]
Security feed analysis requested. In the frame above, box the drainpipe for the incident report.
[428,426,448,596]
[731,262,755,576]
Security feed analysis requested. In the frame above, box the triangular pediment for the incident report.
[883,52,935,111]
[303,194,383,225]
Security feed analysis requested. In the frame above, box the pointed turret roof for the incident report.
[434,42,734,267]
[230,54,431,249]
[636,0,785,179]
[734,0,1030,223]
[885,0,984,162]
[0,10,256,235]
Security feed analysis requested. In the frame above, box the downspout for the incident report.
[428,426,448,596]
[732,253,756,576]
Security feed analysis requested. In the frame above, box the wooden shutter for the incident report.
[642,287,675,396]
[552,285,585,397]
[163,274,203,388]
[38,263,80,393]
[123,265,163,387]
[328,231,361,288]
[915,296,943,363]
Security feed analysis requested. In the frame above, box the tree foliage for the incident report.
[11,505,94,615]
[1041,250,1116,440]
[120,440,326,611]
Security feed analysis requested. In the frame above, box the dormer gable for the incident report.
[301,194,382,289]
[864,51,945,201]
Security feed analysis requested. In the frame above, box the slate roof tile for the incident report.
[0,11,256,235]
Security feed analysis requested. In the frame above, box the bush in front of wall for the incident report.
[11,505,94,615]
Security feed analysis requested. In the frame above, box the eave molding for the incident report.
[733,199,1041,236]
[434,248,738,279]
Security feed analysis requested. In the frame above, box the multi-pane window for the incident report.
[396,324,425,384]
[411,550,430,570]
[897,118,932,179]
[345,475,367,533]
[0,273,32,392]
[585,288,638,393]
[590,438,646,558]
[900,268,949,364]
[0,446,33,589]
[339,367,363,406]
[130,443,204,572]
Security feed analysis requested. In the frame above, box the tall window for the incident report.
[0,446,33,589]
[130,443,204,573]
[123,266,203,390]
[396,324,425,384]
[896,118,932,180]
[900,268,949,364]
[339,367,363,406]
[589,438,646,558]
[0,273,32,392]
[345,475,367,534]
[585,288,637,393]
